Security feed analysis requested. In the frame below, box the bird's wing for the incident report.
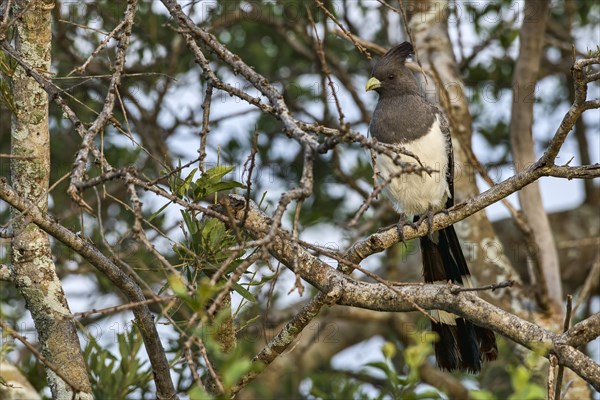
[437,110,455,209]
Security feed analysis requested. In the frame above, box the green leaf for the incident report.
[178,168,197,197]
[147,201,171,222]
[508,384,545,400]
[169,275,188,297]
[471,390,497,400]
[201,180,246,198]
[189,386,213,400]
[181,210,197,235]
[245,273,276,285]
[415,389,445,399]
[404,331,435,383]
[222,358,252,388]
[365,361,393,376]
[232,282,257,303]
[83,328,152,398]
[191,165,245,201]
[197,278,221,309]
[382,341,397,359]
[205,165,235,181]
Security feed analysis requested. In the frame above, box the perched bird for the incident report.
[365,42,498,373]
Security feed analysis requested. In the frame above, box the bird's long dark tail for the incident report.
[420,224,498,373]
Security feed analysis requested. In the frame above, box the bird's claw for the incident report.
[395,221,405,243]
[374,222,409,249]
[376,224,394,234]
[395,214,417,244]
[415,208,436,239]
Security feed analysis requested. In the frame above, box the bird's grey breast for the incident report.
[369,95,436,144]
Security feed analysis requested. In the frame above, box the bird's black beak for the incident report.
[365,77,381,92]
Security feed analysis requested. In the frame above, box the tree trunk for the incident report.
[10,1,92,398]
[509,0,563,314]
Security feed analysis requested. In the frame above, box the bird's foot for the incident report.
[376,224,394,234]
[394,213,417,244]
[415,207,437,239]
[438,208,450,217]
[376,214,419,246]
[375,222,408,248]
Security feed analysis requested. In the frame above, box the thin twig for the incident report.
[184,347,203,387]
[429,60,541,271]
[0,0,34,40]
[196,337,225,395]
[554,295,573,399]
[348,152,435,227]
[66,13,130,76]
[127,180,182,279]
[314,0,371,59]
[548,354,558,400]
[0,153,36,159]
[375,0,428,83]
[241,128,259,225]
[199,82,213,173]
[307,7,348,131]
[572,251,600,315]
[0,178,177,398]
[0,319,84,393]
[449,280,515,294]
[70,295,176,320]
[289,199,305,296]
[67,0,139,210]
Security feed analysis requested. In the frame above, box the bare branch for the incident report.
[199,83,213,173]
[314,0,371,59]
[0,320,85,394]
[0,178,177,399]
[67,11,131,76]
[545,164,600,179]
[162,0,319,149]
[572,251,600,315]
[554,295,573,400]
[68,0,139,209]
[222,195,600,390]
[561,312,600,349]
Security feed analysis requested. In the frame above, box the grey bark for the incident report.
[221,195,600,390]
[9,0,92,399]
[509,0,563,312]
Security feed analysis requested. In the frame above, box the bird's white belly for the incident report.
[374,120,450,216]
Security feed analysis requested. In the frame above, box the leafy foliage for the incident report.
[83,327,153,399]
[0,51,16,114]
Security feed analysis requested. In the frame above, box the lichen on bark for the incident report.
[8,1,92,398]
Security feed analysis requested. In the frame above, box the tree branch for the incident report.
[67,0,138,210]
[560,312,600,348]
[0,178,178,400]
[545,164,600,179]
[221,195,600,390]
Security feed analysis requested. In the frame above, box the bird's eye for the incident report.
[388,74,395,80]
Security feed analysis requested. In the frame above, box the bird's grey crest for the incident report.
[381,41,414,64]
[371,42,416,86]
